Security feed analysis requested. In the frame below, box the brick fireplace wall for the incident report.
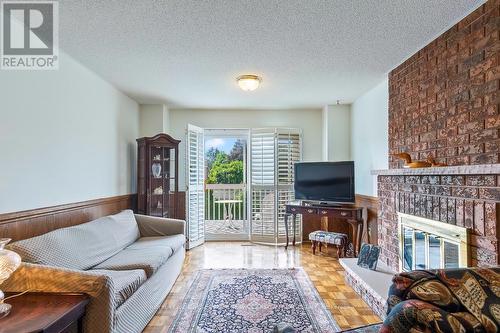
[378,173,499,271]
[379,0,500,271]
[389,1,500,169]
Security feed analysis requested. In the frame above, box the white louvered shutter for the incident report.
[186,124,205,249]
[250,129,276,243]
[250,128,302,244]
[276,129,302,243]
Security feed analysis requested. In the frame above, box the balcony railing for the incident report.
[205,183,247,235]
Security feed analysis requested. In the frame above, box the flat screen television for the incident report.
[294,161,355,204]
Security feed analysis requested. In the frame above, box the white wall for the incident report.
[351,78,389,196]
[139,104,164,137]
[139,104,170,137]
[322,104,351,161]
[0,51,140,213]
[169,108,323,190]
[163,106,171,133]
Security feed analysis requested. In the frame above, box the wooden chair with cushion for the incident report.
[309,217,348,258]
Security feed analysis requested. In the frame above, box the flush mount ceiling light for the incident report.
[236,75,261,91]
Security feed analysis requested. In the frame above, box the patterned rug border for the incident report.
[168,268,341,333]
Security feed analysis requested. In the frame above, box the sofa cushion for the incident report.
[8,210,140,270]
[91,269,147,307]
[130,235,186,253]
[107,210,141,250]
[93,235,185,277]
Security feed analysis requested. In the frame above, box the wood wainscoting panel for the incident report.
[300,196,378,244]
[173,191,186,220]
[0,194,136,242]
[355,194,379,245]
[301,215,351,242]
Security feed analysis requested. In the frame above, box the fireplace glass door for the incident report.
[414,231,426,269]
[428,234,441,269]
[398,213,469,271]
[401,227,461,271]
[402,227,413,271]
[443,241,459,269]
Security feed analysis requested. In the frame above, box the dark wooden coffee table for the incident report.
[0,293,89,333]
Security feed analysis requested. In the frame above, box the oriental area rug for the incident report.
[168,268,340,333]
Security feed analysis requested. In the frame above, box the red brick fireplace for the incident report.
[375,167,499,272]
[378,1,500,272]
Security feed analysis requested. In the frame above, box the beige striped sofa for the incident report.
[2,210,186,333]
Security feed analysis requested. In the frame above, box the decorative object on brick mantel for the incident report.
[372,164,500,176]
[393,152,447,168]
[426,157,447,167]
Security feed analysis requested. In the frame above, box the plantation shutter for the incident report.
[249,129,276,243]
[250,128,302,244]
[186,124,205,249]
[276,129,302,243]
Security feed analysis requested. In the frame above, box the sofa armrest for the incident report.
[1,263,113,298]
[134,214,186,237]
[2,263,117,333]
[387,270,464,316]
[383,300,474,332]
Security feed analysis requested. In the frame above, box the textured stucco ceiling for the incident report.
[59,0,485,108]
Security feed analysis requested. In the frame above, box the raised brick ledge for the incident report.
[339,258,395,320]
[372,164,500,176]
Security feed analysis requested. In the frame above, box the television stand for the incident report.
[303,201,348,207]
[284,202,367,256]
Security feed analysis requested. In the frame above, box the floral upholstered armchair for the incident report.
[381,267,500,333]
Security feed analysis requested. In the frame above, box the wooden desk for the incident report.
[285,202,367,256]
[0,293,89,333]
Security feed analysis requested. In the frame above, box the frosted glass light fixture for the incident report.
[0,238,21,318]
[237,75,261,91]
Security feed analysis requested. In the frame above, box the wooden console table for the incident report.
[284,202,367,256]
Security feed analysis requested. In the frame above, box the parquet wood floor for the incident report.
[143,242,382,332]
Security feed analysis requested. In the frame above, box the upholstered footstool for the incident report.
[309,231,348,257]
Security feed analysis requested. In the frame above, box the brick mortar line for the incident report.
[377,191,499,202]
[381,184,499,188]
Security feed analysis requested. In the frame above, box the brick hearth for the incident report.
[376,171,499,272]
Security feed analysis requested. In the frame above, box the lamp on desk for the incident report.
[0,238,21,318]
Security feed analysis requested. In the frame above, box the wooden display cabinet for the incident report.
[137,134,180,218]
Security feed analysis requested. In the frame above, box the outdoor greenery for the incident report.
[205,140,245,221]
[206,140,244,184]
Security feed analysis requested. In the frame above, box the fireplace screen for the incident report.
[398,213,469,271]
